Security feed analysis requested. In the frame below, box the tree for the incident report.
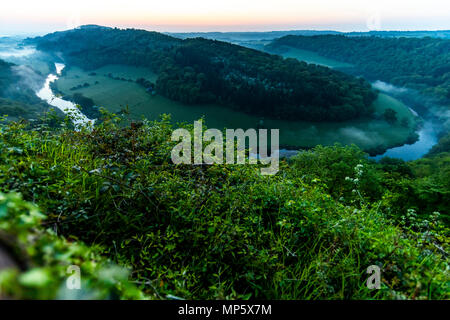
[383,108,398,124]
[401,117,409,128]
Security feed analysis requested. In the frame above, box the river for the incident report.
[370,81,441,161]
[372,121,439,161]
[36,63,94,128]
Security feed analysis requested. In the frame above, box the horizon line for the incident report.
[4,25,450,38]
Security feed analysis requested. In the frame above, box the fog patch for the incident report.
[338,127,375,145]
[11,65,44,91]
[431,107,450,130]
[374,80,449,132]
[372,81,407,94]
[0,47,36,59]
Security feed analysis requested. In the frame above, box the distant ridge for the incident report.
[169,29,450,41]
[168,30,342,41]
[55,25,450,41]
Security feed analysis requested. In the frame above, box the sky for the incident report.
[1,0,450,36]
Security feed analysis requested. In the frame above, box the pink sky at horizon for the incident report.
[1,0,450,35]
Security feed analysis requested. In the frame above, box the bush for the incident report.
[0,193,146,299]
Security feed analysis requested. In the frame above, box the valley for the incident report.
[0,21,448,302]
[51,63,418,155]
[0,30,438,158]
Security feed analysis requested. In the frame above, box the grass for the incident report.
[54,64,418,153]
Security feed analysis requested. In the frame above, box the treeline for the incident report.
[31,27,377,122]
[270,35,450,106]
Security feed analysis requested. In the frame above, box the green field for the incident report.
[54,64,417,152]
[267,45,353,69]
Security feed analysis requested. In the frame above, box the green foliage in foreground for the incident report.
[0,193,146,299]
[0,114,448,299]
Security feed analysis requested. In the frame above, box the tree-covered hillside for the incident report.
[30,27,377,122]
[0,59,52,120]
[0,59,18,96]
[269,35,450,106]
[0,112,448,299]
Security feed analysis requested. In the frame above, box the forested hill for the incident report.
[0,59,49,119]
[30,27,377,122]
[0,59,17,96]
[269,35,450,106]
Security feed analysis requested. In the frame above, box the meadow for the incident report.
[54,64,418,153]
